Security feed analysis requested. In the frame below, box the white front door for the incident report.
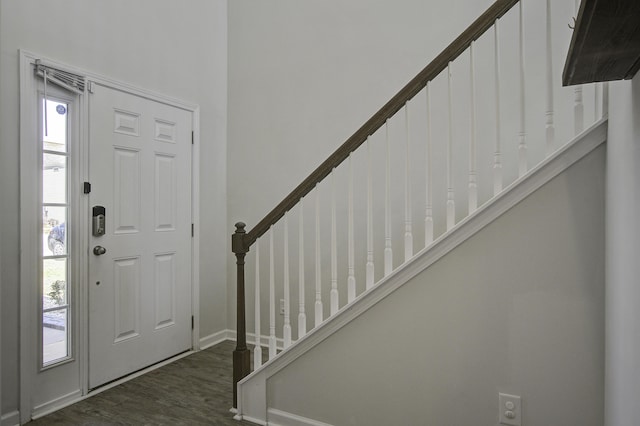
[88,84,193,389]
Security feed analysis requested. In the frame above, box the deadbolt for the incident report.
[93,245,107,256]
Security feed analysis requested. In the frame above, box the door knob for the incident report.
[93,245,107,256]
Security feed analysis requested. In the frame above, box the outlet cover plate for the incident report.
[499,393,521,426]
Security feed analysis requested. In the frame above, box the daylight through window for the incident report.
[42,97,71,366]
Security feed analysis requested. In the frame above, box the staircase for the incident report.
[231,0,607,424]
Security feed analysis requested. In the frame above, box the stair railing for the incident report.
[231,0,605,408]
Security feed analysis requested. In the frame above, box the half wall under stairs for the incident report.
[237,120,607,425]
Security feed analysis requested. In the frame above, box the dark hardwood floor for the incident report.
[28,340,255,425]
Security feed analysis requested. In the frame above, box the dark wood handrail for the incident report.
[241,0,519,251]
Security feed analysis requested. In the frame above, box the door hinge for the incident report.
[191,223,194,237]
[83,182,91,194]
[191,131,194,145]
[88,81,95,94]
[191,315,194,330]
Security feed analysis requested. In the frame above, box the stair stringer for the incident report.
[236,119,608,425]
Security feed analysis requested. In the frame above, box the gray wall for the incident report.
[267,145,605,426]
[0,0,227,417]
[605,74,640,426]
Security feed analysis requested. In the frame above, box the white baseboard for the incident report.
[32,390,83,420]
[242,414,267,425]
[233,330,286,352]
[1,410,20,426]
[199,329,233,349]
[267,408,333,426]
[200,329,284,351]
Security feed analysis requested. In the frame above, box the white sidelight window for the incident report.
[41,95,72,366]
[21,56,85,373]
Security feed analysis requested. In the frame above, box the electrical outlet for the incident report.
[499,393,521,426]
[279,299,285,315]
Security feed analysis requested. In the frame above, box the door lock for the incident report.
[92,206,106,236]
[93,246,107,256]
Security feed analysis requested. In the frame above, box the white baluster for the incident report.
[518,1,528,177]
[314,185,323,327]
[254,240,262,369]
[574,86,583,135]
[404,103,413,261]
[298,199,306,338]
[573,0,584,136]
[603,82,609,119]
[545,0,555,155]
[494,20,503,195]
[330,169,339,315]
[347,154,356,303]
[469,43,478,213]
[366,138,375,290]
[384,121,393,276]
[269,227,276,359]
[447,62,456,230]
[283,214,291,348]
[595,82,602,120]
[425,82,434,246]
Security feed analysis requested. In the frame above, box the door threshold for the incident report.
[88,349,194,395]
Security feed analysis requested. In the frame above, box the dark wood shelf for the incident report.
[563,0,640,86]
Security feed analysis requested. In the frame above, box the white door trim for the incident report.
[19,50,201,420]
[19,50,86,423]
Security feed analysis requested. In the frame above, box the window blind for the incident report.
[34,59,86,94]
[34,59,86,136]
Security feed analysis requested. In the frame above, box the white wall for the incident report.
[605,74,640,426]
[226,0,595,337]
[227,0,496,330]
[0,0,227,418]
[0,5,3,421]
[267,145,606,425]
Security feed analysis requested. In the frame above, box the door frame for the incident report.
[19,50,201,421]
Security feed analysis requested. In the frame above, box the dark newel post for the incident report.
[232,222,251,409]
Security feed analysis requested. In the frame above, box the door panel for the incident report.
[154,252,176,329]
[113,256,140,342]
[88,84,192,389]
[113,148,141,233]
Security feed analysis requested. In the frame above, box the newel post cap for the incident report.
[232,222,249,254]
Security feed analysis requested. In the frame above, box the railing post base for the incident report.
[233,347,250,409]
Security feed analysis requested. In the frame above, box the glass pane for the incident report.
[43,258,67,307]
[43,206,66,256]
[43,308,68,364]
[43,153,66,204]
[43,99,68,152]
